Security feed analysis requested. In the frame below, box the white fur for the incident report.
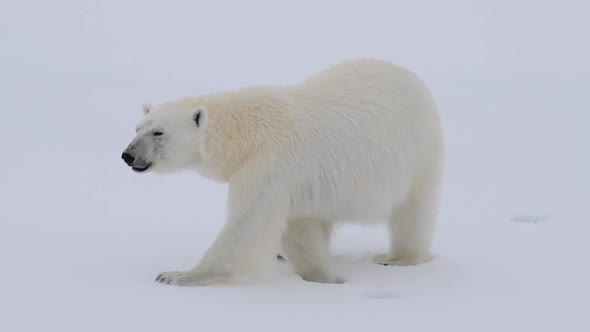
[124,58,444,286]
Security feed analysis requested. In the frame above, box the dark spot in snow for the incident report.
[364,292,401,300]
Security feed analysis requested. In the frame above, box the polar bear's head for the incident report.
[122,90,294,181]
[121,100,207,174]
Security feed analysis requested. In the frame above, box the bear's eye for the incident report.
[153,131,163,136]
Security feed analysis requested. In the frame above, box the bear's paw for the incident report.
[155,270,233,286]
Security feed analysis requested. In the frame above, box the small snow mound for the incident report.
[510,214,550,224]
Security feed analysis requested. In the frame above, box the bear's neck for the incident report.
[200,88,295,181]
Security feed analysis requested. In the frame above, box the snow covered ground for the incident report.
[1,1,589,331]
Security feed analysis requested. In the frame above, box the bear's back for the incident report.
[279,59,442,221]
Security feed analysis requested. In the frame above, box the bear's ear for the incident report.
[193,107,206,128]
[142,103,153,116]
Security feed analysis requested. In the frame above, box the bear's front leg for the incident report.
[156,177,288,287]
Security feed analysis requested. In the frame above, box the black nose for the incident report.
[121,152,135,166]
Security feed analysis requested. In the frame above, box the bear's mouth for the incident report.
[131,163,152,173]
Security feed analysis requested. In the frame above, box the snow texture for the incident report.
[1,1,589,331]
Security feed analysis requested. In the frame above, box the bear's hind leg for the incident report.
[282,219,342,284]
[375,172,441,266]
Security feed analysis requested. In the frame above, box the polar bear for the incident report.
[122,58,444,286]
